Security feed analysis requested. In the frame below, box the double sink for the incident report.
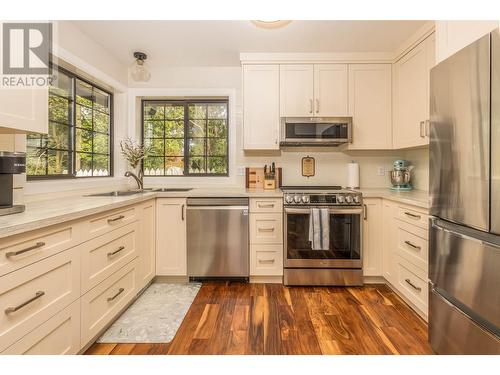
[86,188,192,197]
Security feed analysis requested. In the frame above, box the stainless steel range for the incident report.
[282,186,363,286]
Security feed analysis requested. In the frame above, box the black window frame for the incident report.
[27,64,114,180]
[141,99,229,177]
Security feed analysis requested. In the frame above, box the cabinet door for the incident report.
[382,200,396,283]
[243,65,280,149]
[0,87,48,133]
[139,200,155,286]
[313,64,348,117]
[348,64,392,149]
[280,64,314,117]
[393,34,434,149]
[362,198,383,276]
[0,24,48,133]
[155,198,187,276]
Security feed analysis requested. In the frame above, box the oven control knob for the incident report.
[293,195,302,204]
[337,195,345,204]
[301,195,310,204]
[285,194,294,204]
[353,195,361,204]
[345,195,353,204]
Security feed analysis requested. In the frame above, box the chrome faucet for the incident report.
[124,171,143,190]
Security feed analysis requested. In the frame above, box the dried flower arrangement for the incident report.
[120,138,151,170]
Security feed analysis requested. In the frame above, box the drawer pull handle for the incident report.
[107,246,125,257]
[107,215,125,223]
[404,240,421,250]
[258,227,275,232]
[258,204,274,208]
[107,288,125,302]
[405,279,422,292]
[5,242,45,258]
[404,212,421,219]
[5,291,45,314]
[258,259,275,264]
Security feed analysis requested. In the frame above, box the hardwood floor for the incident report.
[85,282,433,355]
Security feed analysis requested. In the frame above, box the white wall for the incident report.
[128,65,417,189]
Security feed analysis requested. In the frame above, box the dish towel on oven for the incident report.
[308,208,330,250]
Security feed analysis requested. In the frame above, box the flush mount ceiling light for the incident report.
[251,20,292,29]
[130,51,151,82]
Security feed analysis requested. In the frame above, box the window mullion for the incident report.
[184,102,189,176]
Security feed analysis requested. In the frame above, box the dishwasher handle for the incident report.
[187,206,249,211]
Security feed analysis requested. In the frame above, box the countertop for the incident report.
[0,186,428,239]
[0,187,282,239]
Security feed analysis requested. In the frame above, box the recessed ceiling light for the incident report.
[251,20,292,29]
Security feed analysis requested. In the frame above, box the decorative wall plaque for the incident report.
[301,156,315,177]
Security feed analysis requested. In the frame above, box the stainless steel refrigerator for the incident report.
[429,29,500,354]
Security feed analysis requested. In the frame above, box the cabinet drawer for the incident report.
[250,244,283,276]
[395,205,429,229]
[80,222,139,294]
[83,205,138,240]
[2,301,80,355]
[0,247,80,352]
[0,222,82,277]
[250,198,283,213]
[396,221,428,272]
[80,259,138,346]
[250,213,283,244]
[395,255,428,315]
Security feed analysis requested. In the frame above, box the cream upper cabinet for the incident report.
[243,65,280,150]
[393,33,435,149]
[155,198,187,276]
[313,64,348,117]
[0,22,48,133]
[435,21,499,64]
[348,64,392,149]
[362,198,383,277]
[280,64,348,118]
[0,88,48,133]
[280,64,314,117]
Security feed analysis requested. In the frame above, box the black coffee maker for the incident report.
[0,151,26,216]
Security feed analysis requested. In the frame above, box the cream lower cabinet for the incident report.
[362,198,383,276]
[393,33,435,149]
[0,199,155,354]
[155,198,187,276]
[243,64,280,150]
[138,200,155,285]
[348,64,392,149]
[249,198,283,277]
[382,200,396,283]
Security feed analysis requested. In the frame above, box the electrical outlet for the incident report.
[237,166,245,176]
[377,166,386,176]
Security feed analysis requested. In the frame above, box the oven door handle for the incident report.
[284,207,363,215]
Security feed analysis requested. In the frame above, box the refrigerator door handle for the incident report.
[431,219,492,246]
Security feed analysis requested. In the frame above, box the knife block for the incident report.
[245,167,282,189]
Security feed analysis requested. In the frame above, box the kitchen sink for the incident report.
[85,190,145,197]
[153,188,193,192]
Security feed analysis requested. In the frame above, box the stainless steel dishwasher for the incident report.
[187,197,249,280]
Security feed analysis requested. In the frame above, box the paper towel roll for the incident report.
[347,162,359,189]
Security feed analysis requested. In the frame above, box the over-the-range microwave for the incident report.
[280,117,352,147]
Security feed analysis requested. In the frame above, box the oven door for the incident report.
[284,206,362,268]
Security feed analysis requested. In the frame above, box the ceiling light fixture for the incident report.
[251,20,292,29]
[130,51,151,82]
